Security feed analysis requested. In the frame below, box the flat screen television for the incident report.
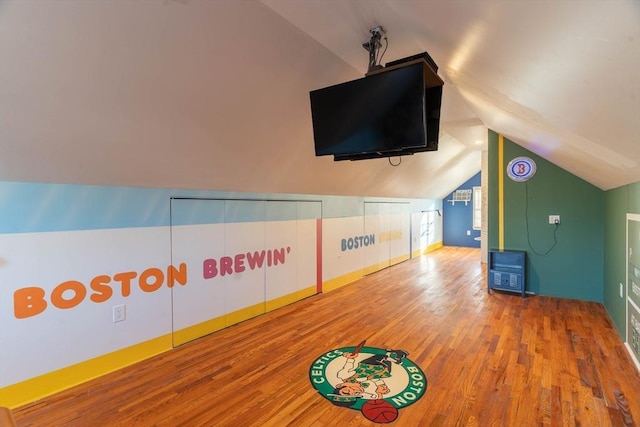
[310,59,443,161]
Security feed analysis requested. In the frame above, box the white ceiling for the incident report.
[262,0,640,190]
[1,0,638,200]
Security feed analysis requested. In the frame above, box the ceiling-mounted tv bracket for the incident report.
[362,26,387,73]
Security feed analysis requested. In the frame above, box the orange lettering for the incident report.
[90,275,113,303]
[113,271,136,297]
[139,268,163,292]
[14,287,48,319]
[51,280,86,309]
[13,264,189,319]
[168,263,187,287]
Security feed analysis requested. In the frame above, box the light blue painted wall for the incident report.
[443,172,481,247]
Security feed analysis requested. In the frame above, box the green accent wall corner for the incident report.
[488,130,605,301]
[604,181,640,335]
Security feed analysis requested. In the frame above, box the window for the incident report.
[473,186,482,230]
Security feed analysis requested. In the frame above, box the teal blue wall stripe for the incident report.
[1,181,434,234]
[170,198,226,226]
[0,182,172,233]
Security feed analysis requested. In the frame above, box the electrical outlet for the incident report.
[466,230,471,236]
[548,215,560,225]
[113,304,126,323]
[620,283,624,298]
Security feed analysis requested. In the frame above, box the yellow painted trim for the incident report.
[425,241,443,254]
[173,316,226,347]
[0,334,172,409]
[326,251,417,289]
[265,286,317,312]
[498,134,505,250]
[360,253,412,275]
[364,261,390,275]
[175,286,318,346]
[226,302,266,326]
[411,241,444,258]
[322,269,365,292]
[390,254,410,266]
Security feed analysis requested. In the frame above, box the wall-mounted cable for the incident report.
[524,180,558,256]
[388,156,401,166]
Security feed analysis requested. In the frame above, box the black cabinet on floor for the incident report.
[488,250,526,297]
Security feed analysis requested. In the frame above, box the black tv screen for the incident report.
[310,60,442,160]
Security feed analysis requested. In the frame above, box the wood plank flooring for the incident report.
[13,247,640,426]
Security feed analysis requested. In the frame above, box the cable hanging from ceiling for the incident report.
[362,26,388,73]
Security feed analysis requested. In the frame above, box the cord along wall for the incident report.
[487,131,604,301]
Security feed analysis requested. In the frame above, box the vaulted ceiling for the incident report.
[263,0,640,189]
[1,1,638,200]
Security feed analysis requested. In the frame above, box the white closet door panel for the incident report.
[171,198,226,346]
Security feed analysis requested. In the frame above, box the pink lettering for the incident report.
[246,251,266,269]
[234,254,246,273]
[203,259,218,279]
[220,256,233,276]
[273,248,285,265]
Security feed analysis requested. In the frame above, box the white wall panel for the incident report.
[170,198,226,345]
[322,216,365,281]
[411,208,442,255]
[170,223,226,334]
[389,203,411,265]
[170,199,320,343]
[265,219,297,302]
[0,227,172,387]
[223,209,266,320]
[364,202,410,273]
[0,180,436,406]
[297,218,319,290]
[364,203,384,272]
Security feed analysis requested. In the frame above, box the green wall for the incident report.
[488,131,604,301]
[604,181,640,335]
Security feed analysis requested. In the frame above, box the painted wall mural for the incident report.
[0,182,442,407]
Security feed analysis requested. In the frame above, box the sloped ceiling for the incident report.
[1,0,638,201]
[262,0,640,190]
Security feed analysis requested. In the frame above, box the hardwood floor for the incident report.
[13,247,640,426]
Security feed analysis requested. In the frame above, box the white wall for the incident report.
[0,0,479,200]
[0,181,442,407]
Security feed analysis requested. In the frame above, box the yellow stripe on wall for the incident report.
[0,334,172,409]
[364,261,390,275]
[411,241,443,258]
[498,134,505,250]
[173,316,227,347]
[322,269,365,292]
[174,286,319,347]
[390,253,411,266]
[265,285,316,311]
[2,284,321,408]
[424,241,443,254]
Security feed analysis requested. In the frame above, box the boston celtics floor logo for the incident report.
[309,341,427,423]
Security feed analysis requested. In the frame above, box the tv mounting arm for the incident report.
[362,26,387,73]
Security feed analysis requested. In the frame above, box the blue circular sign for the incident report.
[507,157,537,182]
